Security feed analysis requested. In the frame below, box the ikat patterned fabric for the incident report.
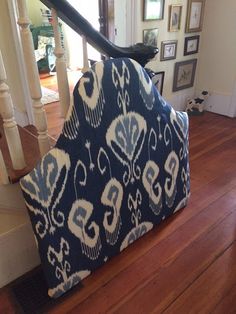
[20,58,190,298]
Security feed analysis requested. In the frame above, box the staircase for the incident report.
[0,113,59,287]
[0,121,57,287]
[0,0,158,288]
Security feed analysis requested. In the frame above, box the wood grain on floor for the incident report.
[0,106,236,314]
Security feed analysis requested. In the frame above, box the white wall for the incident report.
[114,0,127,46]
[195,0,236,117]
[26,0,47,26]
[131,0,199,111]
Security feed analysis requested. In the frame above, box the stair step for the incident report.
[0,183,40,288]
[24,124,56,147]
[0,121,56,184]
[0,210,29,235]
[0,217,40,288]
[0,183,26,212]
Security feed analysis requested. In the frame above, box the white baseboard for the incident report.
[167,87,236,117]
[0,222,40,288]
[204,93,232,117]
[195,88,236,118]
[165,88,195,112]
[228,82,236,117]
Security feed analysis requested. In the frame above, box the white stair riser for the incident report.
[0,222,40,288]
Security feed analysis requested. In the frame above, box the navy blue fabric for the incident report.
[20,58,190,298]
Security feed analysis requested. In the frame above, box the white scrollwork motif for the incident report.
[164,151,179,207]
[101,178,123,245]
[68,199,102,260]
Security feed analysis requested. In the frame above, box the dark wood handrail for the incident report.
[40,0,158,66]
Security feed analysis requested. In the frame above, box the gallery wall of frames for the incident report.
[141,0,205,100]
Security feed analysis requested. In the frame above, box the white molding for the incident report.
[204,93,232,117]
[195,88,234,117]
[169,87,236,117]
[166,88,195,112]
[7,0,34,125]
[0,221,40,288]
[228,81,236,117]
[126,0,138,45]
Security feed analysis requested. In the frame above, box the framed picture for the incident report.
[185,0,205,32]
[143,28,158,47]
[160,40,177,61]
[173,59,197,92]
[152,71,165,95]
[184,35,200,55]
[143,0,165,21]
[168,5,182,31]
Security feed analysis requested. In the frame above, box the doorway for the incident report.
[99,0,115,43]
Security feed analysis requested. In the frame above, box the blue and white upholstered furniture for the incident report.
[20,58,190,298]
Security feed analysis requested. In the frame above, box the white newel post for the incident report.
[17,0,50,156]
[51,9,70,118]
[0,50,26,171]
[82,35,89,73]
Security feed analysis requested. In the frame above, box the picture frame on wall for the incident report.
[143,28,159,47]
[185,0,205,33]
[184,35,200,55]
[160,40,178,61]
[168,5,182,31]
[143,0,165,21]
[152,71,165,95]
[173,59,197,92]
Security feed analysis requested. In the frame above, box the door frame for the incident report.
[99,0,137,45]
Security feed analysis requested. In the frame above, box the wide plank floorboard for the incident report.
[163,242,236,314]
[111,211,236,314]
[212,283,236,314]
[0,106,236,314]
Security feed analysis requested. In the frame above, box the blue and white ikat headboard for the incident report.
[20,58,190,298]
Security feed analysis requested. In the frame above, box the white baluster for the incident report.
[17,0,50,156]
[51,9,70,118]
[0,149,9,185]
[0,50,26,170]
[82,35,90,73]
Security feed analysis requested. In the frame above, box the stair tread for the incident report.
[0,211,29,235]
[24,124,57,147]
[0,120,41,183]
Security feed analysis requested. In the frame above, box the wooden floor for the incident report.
[41,71,82,140]
[1,105,236,313]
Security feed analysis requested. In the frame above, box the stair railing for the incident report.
[1,0,158,185]
[40,0,158,67]
[17,0,50,156]
[51,8,70,118]
[81,35,90,74]
[0,49,26,179]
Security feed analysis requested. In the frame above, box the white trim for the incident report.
[204,92,233,117]
[166,88,195,112]
[0,221,40,288]
[228,81,236,118]
[7,0,34,125]
[195,88,235,117]
[126,0,138,45]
